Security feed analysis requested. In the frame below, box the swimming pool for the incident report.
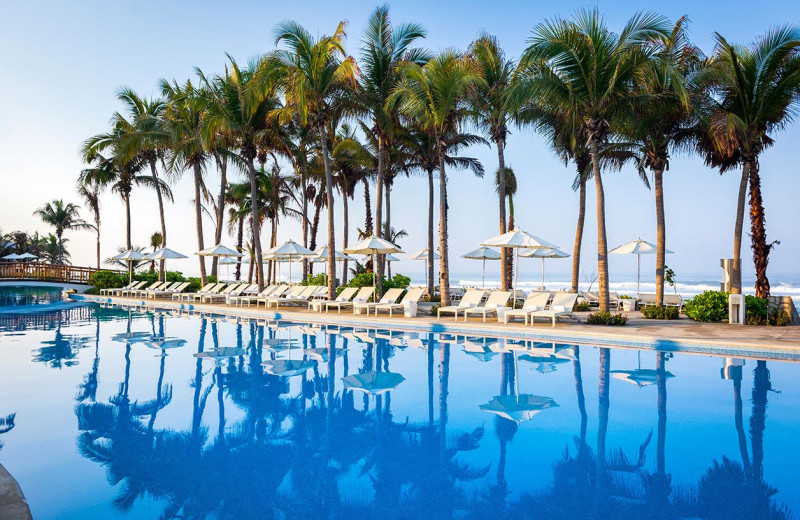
[0,284,62,308]
[0,302,796,519]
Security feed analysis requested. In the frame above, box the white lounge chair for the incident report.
[147,281,190,299]
[202,283,246,303]
[130,281,167,298]
[225,283,258,304]
[463,291,512,323]
[326,287,374,314]
[309,287,357,312]
[232,285,281,307]
[102,281,139,296]
[120,281,150,297]
[503,292,551,324]
[664,294,683,310]
[180,283,225,302]
[353,288,403,315]
[255,285,294,308]
[437,289,487,321]
[267,285,318,309]
[174,282,214,302]
[528,293,580,327]
[373,287,426,317]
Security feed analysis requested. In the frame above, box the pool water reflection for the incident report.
[0,284,62,307]
[0,303,796,519]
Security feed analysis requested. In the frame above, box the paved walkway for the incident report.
[72,294,800,362]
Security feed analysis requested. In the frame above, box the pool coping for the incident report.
[0,463,32,520]
[68,293,800,362]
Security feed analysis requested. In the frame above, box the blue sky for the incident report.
[1,0,799,285]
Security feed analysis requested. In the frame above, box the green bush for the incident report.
[346,273,410,290]
[574,301,591,312]
[186,275,217,293]
[684,291,729,322]
[587,312,628,326]
[83,287,101,295]
[88,270,128,289]
[301,273,338,287]
[641,305,681,320]
[133,270,186,284]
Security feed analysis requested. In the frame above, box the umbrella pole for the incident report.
[541,257,545,290]
[514,248,519,302]
[637,254,640,295]
[482,258,486,289]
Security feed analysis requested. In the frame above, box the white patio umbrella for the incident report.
[461,247,501,289]
[480,229,559,299]
[479,394,559,424]
[144,248,188,279]
[218,256,244,282]
[342,371,405,395]
[2,253,21,261]
[344,236,404,297]
[406,248,440,291]
[519,247,570,290]
[609,238,674,294]
[196,244,242,257]
[304,246,355,285]
[113,249,147,283]
[262,359,317,377]
[263,240,314,283]
[17,252,38,261]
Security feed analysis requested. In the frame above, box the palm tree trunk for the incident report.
[302,168,309,279]
[654,168,666,306]
[596,347,610,493]
[95,223,101,269]
[750,360,769,482]
[124,193,132,250]
[364,179,373,235]
[211,153,228,278]
[375,136,385,297]
[246,158,265,290]
[149,159,168,281]
[56,229,64,264]
[427,168,435,297]
[385,180,391,244]
[731,162,750,294]
[235,217,243,281]
[496,139,508,291]
[320,131,336,299]
[438,144,451,307]
[573,346,587,444]
[193,164,207,285]
[748,160,770,298]
[571,175,586,293]
[656,352,667,475]
[342,191,349,285]
[506,199,514,288]
[589,139,610,312]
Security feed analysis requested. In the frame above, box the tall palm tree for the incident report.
[161,79,212,284]
[271,20,358,298]
[114,88,171,278]
[695,26,800,298]
[469,33,516,291]
[496,167,517,287]
[200,56,278,290]
[77,183,101,268]
[628,17,698,306]
[521,9,670,311]
[148,232,163,271]
[359,6,428,288]
[81,122,172,251]
[391,51,483,306]
[400,125,485,296]
[33,200,94,264]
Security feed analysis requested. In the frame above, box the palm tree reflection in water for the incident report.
[71,312,795,519]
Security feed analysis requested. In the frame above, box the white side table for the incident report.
[403,301,418,317]
[496,306,511,322]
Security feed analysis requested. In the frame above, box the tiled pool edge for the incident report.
[68,294,800,362]
[0,463,32,520]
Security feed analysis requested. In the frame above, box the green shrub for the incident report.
[574,301,591,312]
[186,275,217,293]
[83,287,101,295]
[88,270,128,289]
[346,273,410,290]
[133,270,186,284]
[429,304,441,316]
[301,273,338,287]
[587,312,628,326]
[641,305,680,320]
[684,291,729,322]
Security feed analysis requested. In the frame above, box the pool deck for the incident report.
[70,294,800,362]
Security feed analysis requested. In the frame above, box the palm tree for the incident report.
[199,56,278,290]
[114,88,171,278]
[161,79,212,284]
[469,33,516,291]
[401,125,485,296]
[81,121,172,251]
[42,234,69,264]
[496,167,517,287]
[271,20,358,298]
[33,200,94,264]
[695,26,800,298]
[381,224,408,278]
[391,51,483,306]
[521,9,670,311]
[77,183,101,268]
[148,232,163,271]
[628,17,698,306]
[359,6,427,287]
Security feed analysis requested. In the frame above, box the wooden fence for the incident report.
[0,262,102,284]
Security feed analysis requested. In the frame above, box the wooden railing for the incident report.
[0,262,102,285]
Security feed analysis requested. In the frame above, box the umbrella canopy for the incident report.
[145,338,187,352]
[309,245,354,261]
[462,246,501,289]
[406,248,440,261]
[344,236,404,255]
[219,257,244,265]
[479,394,559,424]
[146,248,188,260]
[342,371,405,395]
[384,254,401,262]
[113,249,147,261]
[16,252,38,260]
[519,247,570,289]
[196,244,242,257]
[480,229,560,297]
[263,240,313,283]
[262,359,317,377]
[611,369,675,388]
[609,238,674,294]
[194,347,246,359]
[112,331,151,344]
[2,253,21,260]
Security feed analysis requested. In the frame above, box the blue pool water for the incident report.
[0,284,62,308]
[0,302,797,519]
